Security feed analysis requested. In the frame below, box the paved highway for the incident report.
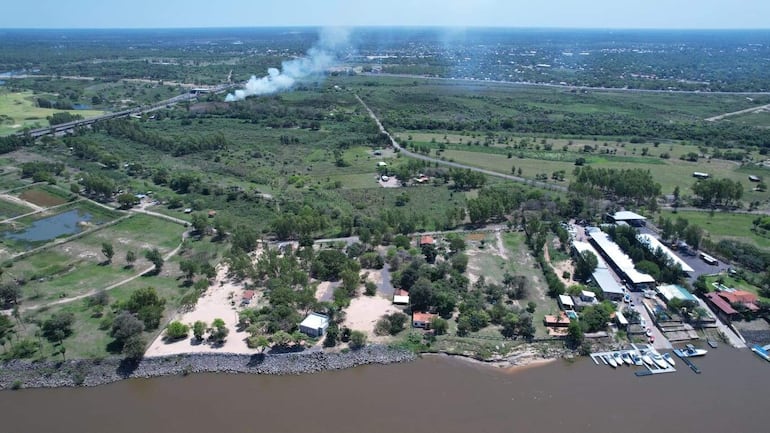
[17,83,235,139]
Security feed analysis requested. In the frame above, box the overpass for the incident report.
[18,83,235,139]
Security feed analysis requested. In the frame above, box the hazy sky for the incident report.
[2,0,769,29]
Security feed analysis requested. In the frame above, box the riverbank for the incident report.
[0,345,416,390]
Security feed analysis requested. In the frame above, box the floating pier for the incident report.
[591,344,676,375]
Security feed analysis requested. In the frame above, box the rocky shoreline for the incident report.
[0,345,417,390]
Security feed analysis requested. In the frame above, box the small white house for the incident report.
[580,290,597,303]
[558,294,575,311]
[299,313,330,337]
[377,161,388,167]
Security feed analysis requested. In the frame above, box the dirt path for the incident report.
[705,103,770,122]
[0,193,44,212]
[496,230,508,260]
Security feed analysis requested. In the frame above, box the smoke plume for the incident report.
[226,28,350,101]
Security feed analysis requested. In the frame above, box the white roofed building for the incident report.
[588,230,655,290]
[637,233,694,274]
[299,313,330,337]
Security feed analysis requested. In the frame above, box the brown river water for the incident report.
[1,348,768,433]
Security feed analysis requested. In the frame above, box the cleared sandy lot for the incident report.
[343,295,402,342]
[145,266,254,356]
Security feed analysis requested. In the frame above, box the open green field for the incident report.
[439,146,770,202]
[6,213,184,306]
[723,109,770,127]
[661,209,770,249]
[0,197,33,220]
[0,90,104,136]
[465,231,558,339]
[345,75,760,121]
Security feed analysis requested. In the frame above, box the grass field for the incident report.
[661,209,770,249]
[0,197,33,220]
[7,214,185,305]
[439,146,769,203]
[0,90,104,136]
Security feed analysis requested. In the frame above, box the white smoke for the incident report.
[226,28,350,102]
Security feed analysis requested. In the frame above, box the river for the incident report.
[1,348,768,433]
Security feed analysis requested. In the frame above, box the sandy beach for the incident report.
[145,265,255,356]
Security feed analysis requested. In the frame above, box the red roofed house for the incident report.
[419,235,435,246]
[412,312,437,329]
[704,290,759,322]
[241,290,256,305]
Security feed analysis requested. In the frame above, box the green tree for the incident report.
[574,250,598,282]
[179,260,198,282]
[101,242,114,263]
[41,312,75,343]
[144,248,164,273]
[116,193,139,209]
[191,213,208,234]
[165,321,189,340]
[122,334,147,359]
[192,320,207,341]
[110,312,145,345]
[210,318,229,343]
[566,321,584,349]
[125,250,137,268]
[121,287,166,330]
[430,317,448,335]
[349,330,367,349]
[0,283,21,308]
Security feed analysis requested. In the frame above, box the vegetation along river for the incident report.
[1,349,768,433]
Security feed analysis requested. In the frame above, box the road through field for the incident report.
[355,94,567,192]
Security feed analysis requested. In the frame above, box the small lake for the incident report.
[4,209,93,242]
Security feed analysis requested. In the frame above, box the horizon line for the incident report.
[2,25,770,31]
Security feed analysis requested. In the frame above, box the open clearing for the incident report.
[0,90,104,136]
[661,209,770,249]
[343,294,401,341]
[19,187,68,207]
[145,265,253,356]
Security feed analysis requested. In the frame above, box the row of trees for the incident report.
[691,177,743,209]
[570,166,661,206]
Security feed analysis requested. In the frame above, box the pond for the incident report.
[3,209,93,243]
[71,104,92,110]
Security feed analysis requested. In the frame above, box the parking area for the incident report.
[637,226,729,283]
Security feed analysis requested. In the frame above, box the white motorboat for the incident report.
[651,352,669,369]
[673,344,708,358]
[605,355,617,368]
[613,352,624,366]
[632,353,643,366]
[641,351,654,366]
[662,352,676,367]
[621,352,634,365]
